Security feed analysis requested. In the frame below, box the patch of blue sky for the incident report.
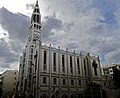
[92,0,119,26]
[99,53,106,63]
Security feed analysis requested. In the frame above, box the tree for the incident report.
[0,87,3,98]
[113,67,120,89]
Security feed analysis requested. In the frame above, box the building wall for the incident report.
[102,64,120,76]
[17,1,114,98]
[33,45,102,98]
[0,70,18,96]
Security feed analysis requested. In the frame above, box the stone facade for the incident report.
[0,70,18,97]
[18,1,113,98]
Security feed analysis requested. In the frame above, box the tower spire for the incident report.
[36,0,38,7]
[28,0,41,43]
[30,0,41,24]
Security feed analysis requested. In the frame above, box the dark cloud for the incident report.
[0,7,30,68]
[0,39,17,68]
[42,16,62,43]
[0,7,30,41]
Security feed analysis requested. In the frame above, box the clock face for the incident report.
[33,34,40,40]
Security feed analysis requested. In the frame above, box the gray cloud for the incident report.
[1,0,120,71]
[0,7,29,41]
[42,16,62,43]
[38,0,120,66]
[0,7,30,69]
[26,3,34,10]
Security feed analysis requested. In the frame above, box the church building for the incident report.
[18,1,107,98]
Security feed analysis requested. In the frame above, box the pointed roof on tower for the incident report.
[36,0,38,6]
[31,0,41,24]
[33,0,40,13]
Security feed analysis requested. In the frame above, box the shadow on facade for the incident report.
[84,82,106,98]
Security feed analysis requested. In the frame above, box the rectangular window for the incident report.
[35,51,38,71]
[104,82,106,86]
[53,78,57,85]
[35,59,37,71]
[77,58,80,74]
[23,53,26,57]
[70,56,73,74]
[21,76,23,81]
[29,74,31,81]
[79,80,81,86]
[86,81,88,86]
[23,58,25,63]
[43,77,47,84]
[53,53,56,72]
[29,54,33,59]
[28,61,32,66]
[30,48,33,53]
[63,79,66,85]
[43,51,47,70]
[71,79,74,86]
[84,59,87,75]
[21,82,23,87]
[30,67,32,73]
[62,55,65,73]
[29,82,31,88]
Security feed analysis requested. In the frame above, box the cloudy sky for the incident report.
[0,0,120,73]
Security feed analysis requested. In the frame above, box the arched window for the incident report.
[51,94,55,98]
[61,94,68,98]
[70,94,74,98]
[78,94,83,98]
[40,94,48,98]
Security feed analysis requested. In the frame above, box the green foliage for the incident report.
[113,67,120,89]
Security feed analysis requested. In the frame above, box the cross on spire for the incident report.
[36,0,38,6]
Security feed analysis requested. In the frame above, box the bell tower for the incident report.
[20,0,42,96]
[28,0,42,45]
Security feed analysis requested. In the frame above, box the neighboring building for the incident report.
[0,74,2,86]
[0,70,18,97]
[0,74,2,94]
[102,64,120,75]
[18,1,113,98]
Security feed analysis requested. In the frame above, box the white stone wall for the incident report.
[34,45,102,98]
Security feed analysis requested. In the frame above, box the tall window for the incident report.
[23,53,26,57]
[28,74,31,82]
[29,54,33,59]
[62,55,65,73]
[84,59,87,75]
[53,53,56,72]
[53,78,57,85]
[34,51,38,71]
[30,48,33,53]
[79,80,81,86]
[63,79,66,85]
[77,58,80,74]
[70,56,73,74]
[29,82,31,88]
[71,79,74,86]
[43,77,47,84]
[43,51,47,70]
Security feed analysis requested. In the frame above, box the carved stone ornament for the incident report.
[92,60,98,76]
